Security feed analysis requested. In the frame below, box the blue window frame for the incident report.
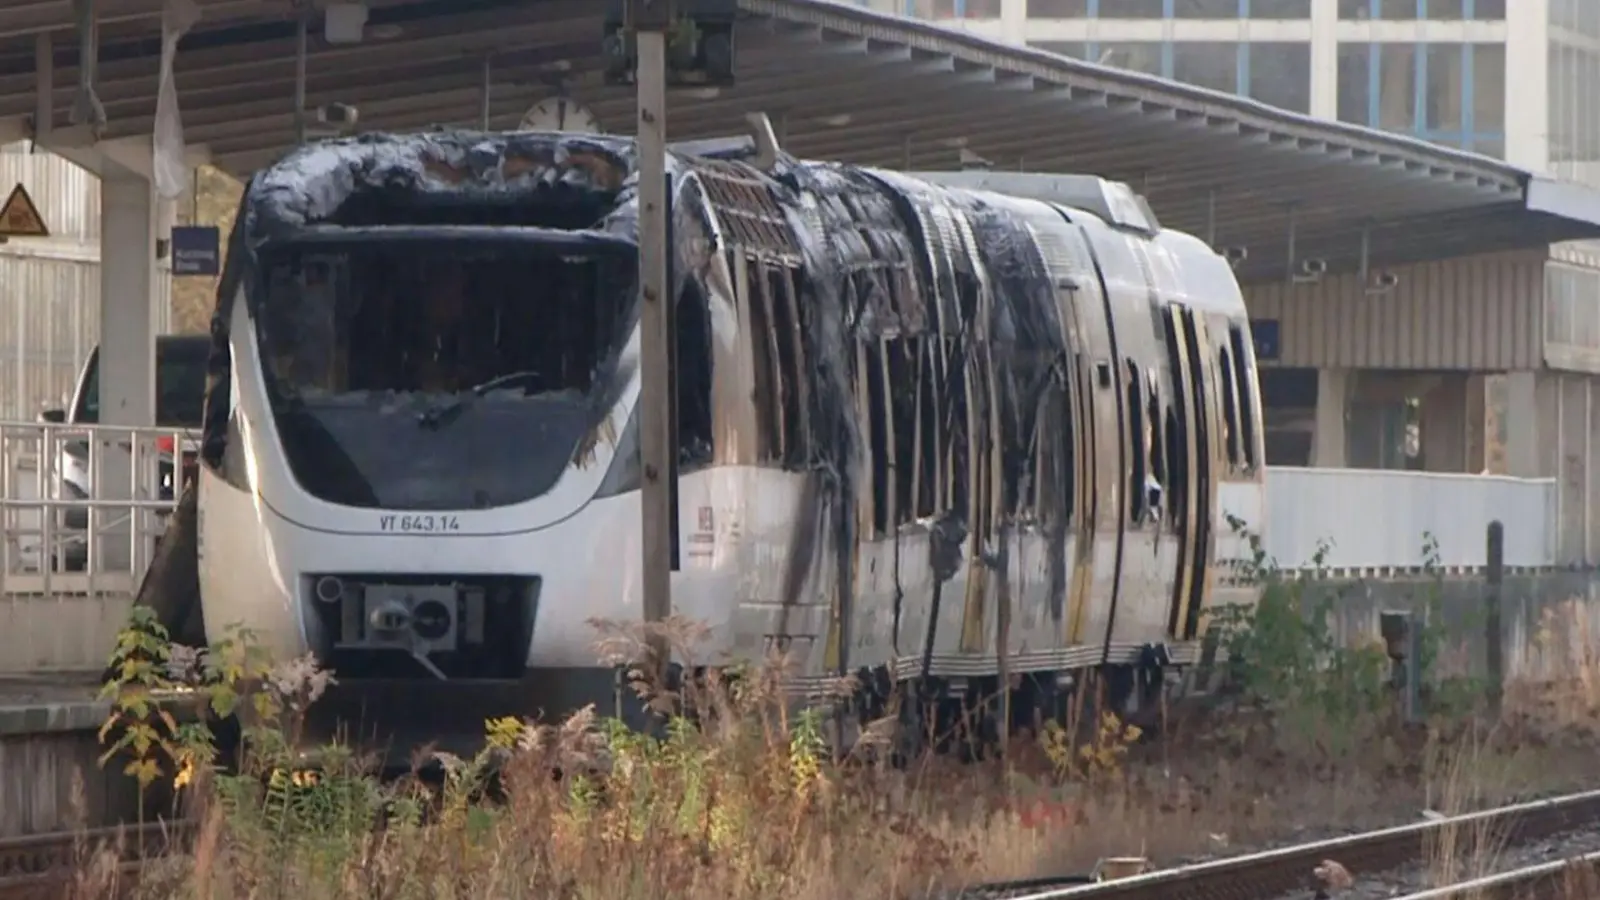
[1351,0,1505,152]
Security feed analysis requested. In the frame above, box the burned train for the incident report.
[145,130,1263,742]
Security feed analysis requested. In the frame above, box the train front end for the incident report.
[192,144,657,739]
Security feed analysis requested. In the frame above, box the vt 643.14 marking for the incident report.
[378,514,462,534]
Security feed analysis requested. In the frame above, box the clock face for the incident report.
[520,97,602,134]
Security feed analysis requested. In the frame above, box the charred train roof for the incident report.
[237,130,1238,317]
[241,131,642,246]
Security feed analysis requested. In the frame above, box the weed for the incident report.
[79,538,1600,899]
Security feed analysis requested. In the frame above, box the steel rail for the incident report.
[1390,851,1600,900]
[959,788,1600,900]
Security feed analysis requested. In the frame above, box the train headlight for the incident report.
[314,575,345,604]
[370,599,411,633]
[412,599,452,641]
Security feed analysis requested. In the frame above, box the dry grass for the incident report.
[70,598,1600,900]
[1409,596,1600,898]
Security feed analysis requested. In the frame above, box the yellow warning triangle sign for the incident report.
[0,183,48,238]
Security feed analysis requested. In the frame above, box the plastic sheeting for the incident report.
[153,0,200,200]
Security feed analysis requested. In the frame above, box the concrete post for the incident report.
[1502,0,1550,172]
[1485,521,1504,714]
[1308,0,1338,120]
[95,162,158,574]
[1504,371,1538,477]
[1312,368,1348,468]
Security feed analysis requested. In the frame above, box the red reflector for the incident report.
[156,436,175,453]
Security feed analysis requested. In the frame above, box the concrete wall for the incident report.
[1299,571,1600,686]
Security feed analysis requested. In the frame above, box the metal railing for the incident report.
[0,419,195,673]
[0,424,1568,673]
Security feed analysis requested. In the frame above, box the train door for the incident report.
[977,197,1104,667]
[1161,306,1200,641]
[1056,276,1096,665]
[1045,221,1124,661]
[1075,224,1173,664]
[1166,306,1219,641]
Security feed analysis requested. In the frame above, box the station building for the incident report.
[851,0,1600,565]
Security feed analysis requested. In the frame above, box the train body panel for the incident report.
[160,131,1265,714]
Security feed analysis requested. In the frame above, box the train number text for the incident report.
[378,514,462,533]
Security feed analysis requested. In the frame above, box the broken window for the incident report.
[860,334,945,535]
[1125,359,1148,524]
[854,263,981,538]
[1020,358,1075,528]
[1057,360,1078,528]
[1160,312,1190,532]
[1217,344,1243,468]
[675,283,714,468]
[255,232,635,511]
[740,252,810,470]
[1147,371,1166,506]
[1228,324,1259,469]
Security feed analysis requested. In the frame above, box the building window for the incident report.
[1341,0,1503,17]
[1546,263,1600,351]
[1249,42,1311,113]
[1174,0,1240,17]
[1339,0,1418,18]
[1548,42,1600,185]
[1473,42,1506,137]
[908,0,952,16]
[908,0,1002,16]
[1552,0,1600,35]
[1097,0,1168,17]
[1249,0,1311,16]
[1425,45,1464,134]
[1427,0,1507,17]
[1026,0,1091,16]
[1335,41,1505,154]
[1376,44,1416,132]
[1097,42,1165,74]
[1173,42,1240,93]
[1472,136,1504,158]
[1335,43,1370,124]
[1032,41,1093,59]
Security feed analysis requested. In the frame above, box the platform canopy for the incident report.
[0,0,1593,283]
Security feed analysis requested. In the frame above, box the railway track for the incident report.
[960,788,1600,900]
[0,822,191,900]
[1389,852,1600,899]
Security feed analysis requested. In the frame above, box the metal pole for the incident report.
[480,57,492,131]
[293,3,309,145]
[635,26,673,674]
[1486,520,1505,714]
[1404,610,1422,724]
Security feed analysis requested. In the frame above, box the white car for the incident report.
[37,334,207,571]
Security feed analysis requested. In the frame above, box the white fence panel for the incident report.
[1260,467,1557,571]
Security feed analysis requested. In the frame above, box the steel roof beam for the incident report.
[88,40,884,141]
[175,55,952,148]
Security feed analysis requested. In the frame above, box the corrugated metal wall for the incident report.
[1,258,99,420]
[1544,260,1600,373]
[0,143,100,420]
[1244,250,1546,371]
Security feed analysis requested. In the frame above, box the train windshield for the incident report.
[254,227,637,511]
